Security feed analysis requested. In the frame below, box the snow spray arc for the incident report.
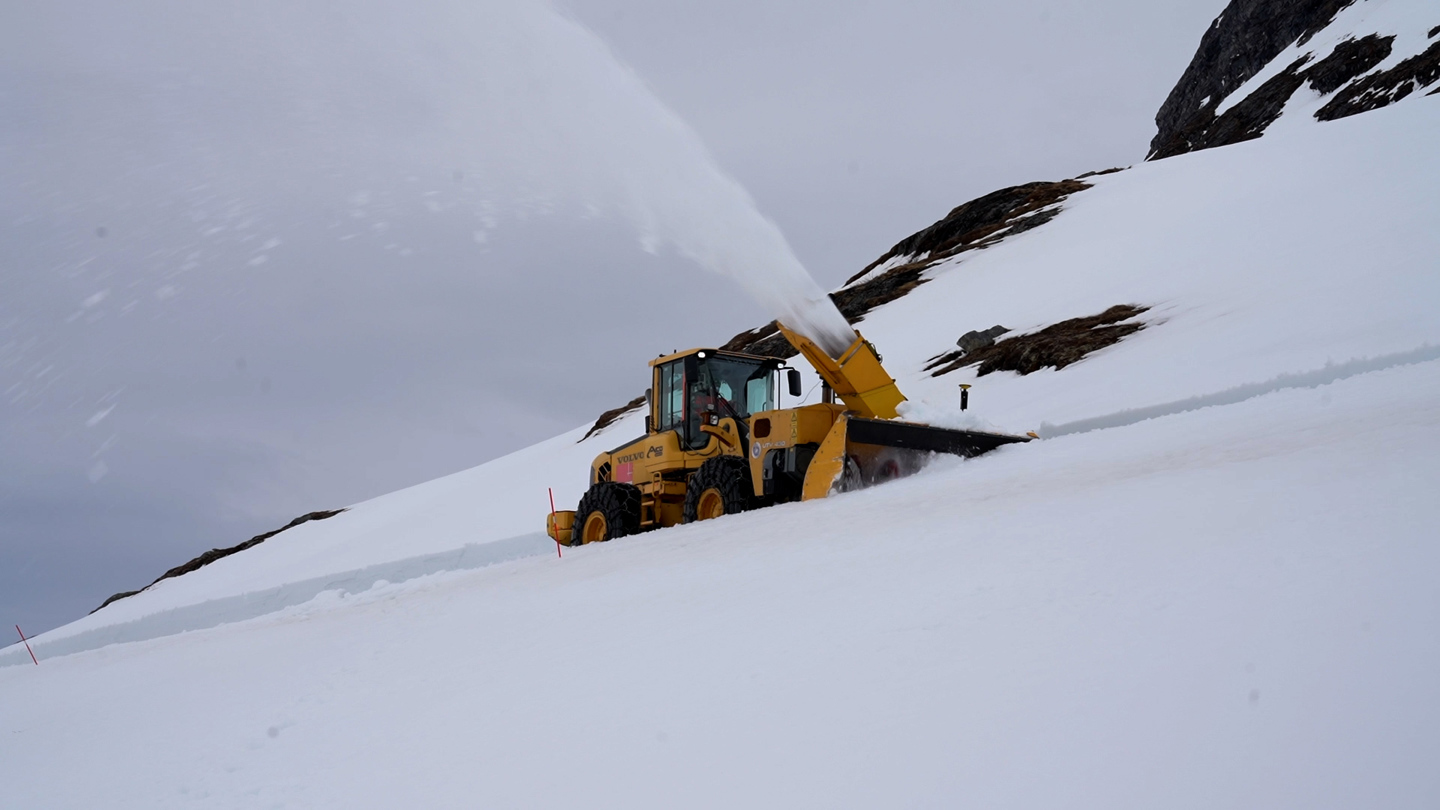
[54,1,858,355]
[494,0,859,356]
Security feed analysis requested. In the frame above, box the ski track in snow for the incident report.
[0,534,550,668]
[1040,343,1440,438]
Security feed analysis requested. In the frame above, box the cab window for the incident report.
[698,356,774,421]
[656,360,686,433]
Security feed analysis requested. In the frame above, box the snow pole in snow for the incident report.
[15,624,38,665]
[547,488,562,558]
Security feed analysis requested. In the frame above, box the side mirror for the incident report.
[645,387,653,408]
[644,415,652,433]
[786,368,802,397]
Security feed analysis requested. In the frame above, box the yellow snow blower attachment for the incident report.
[548,321,1031,545]
[772,322,1028,499]
[776,322,906,420]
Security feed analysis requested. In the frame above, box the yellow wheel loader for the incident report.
[547,323,1030,546]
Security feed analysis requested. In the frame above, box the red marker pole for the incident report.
[547,487,562,558]
[15,625,38,665]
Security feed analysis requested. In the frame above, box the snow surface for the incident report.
[2,76,1438,809]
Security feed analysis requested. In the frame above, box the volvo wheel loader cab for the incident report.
[557,347,788,546]
[547,326,1031,547]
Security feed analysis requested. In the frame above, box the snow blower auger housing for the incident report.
[547,323,1030,545]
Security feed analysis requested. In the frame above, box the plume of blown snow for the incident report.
[3,0,856,356]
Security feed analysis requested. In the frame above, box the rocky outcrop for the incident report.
[92,509,346,613]
[1151,1,1440,159]
[1316,40,1440,119]
[1156,53,1312,160]
[1149,0,1357,159]
[925,305,1150,378]
[1306,34,1397,94]
[1152,33,1399,158]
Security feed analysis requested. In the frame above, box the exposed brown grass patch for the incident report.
[844,180,1093,287]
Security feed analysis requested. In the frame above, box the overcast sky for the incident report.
[1,0,1224,635]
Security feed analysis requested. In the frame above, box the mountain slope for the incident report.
[8,82,1437,661]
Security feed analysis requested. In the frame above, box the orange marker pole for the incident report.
[548,488,562,558]
[15,625,37,665]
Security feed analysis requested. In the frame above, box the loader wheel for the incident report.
[574,482,641,544]
[683,456,755,523]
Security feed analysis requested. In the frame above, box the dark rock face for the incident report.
[1316,40,1440,119]
[1151,32,1402,159]
[926,305,1150,378]
[1149,0,1357,159]
[1305,34,1395,94]
[1169,55,1314,159]
[92,509,347,613]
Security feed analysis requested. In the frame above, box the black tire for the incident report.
[836,456,864,494]
[682,456,755,523]
[573,482,641,544]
